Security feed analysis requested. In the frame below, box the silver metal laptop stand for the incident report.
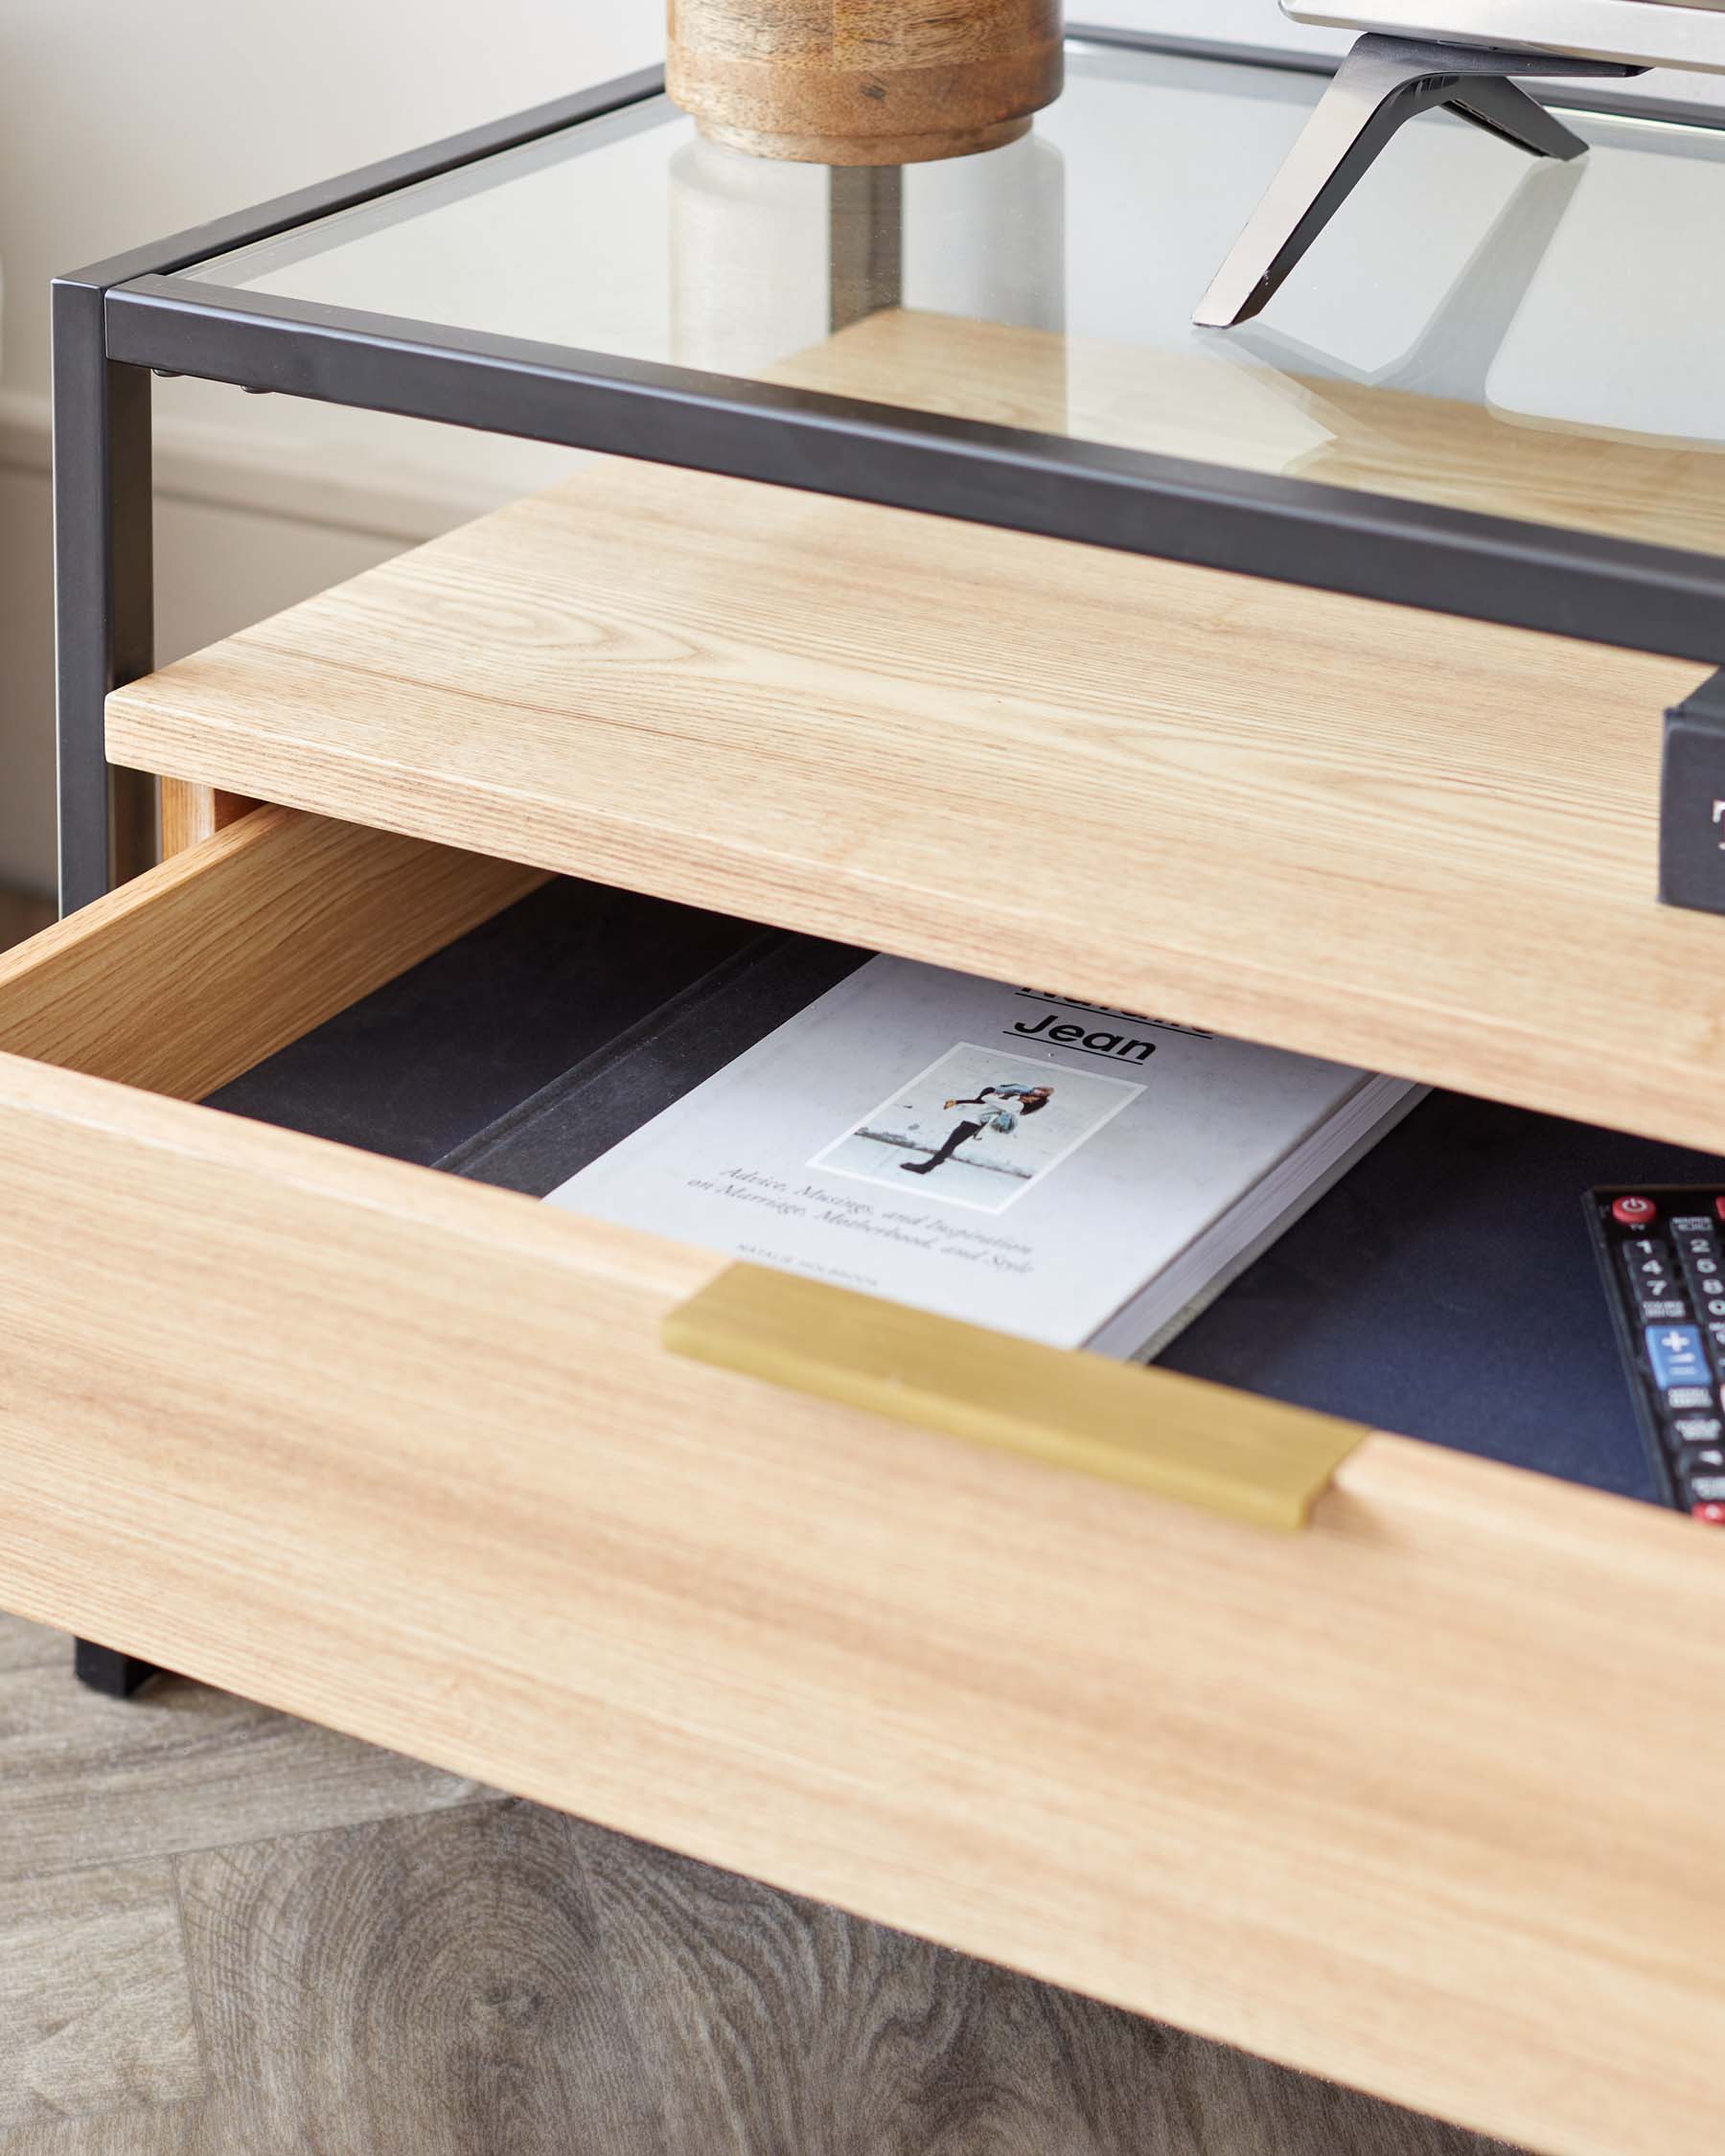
[1195,34,1643,327]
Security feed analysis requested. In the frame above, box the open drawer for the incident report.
[0,804,1720,2156]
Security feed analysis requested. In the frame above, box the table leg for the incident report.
[161,781,259,856]
[74,1640,163,1699]
[53,277,165,1700]
[52,280,157,911]
[829,165,903,334]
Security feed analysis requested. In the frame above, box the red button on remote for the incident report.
[1693,1502,1725,1526]
[1612,1195,1658,1227]
[1714,1197,1725,1225]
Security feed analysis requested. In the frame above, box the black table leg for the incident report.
[74,1639,162,1698]
[52,272,157,913]
[55,278,167,1709]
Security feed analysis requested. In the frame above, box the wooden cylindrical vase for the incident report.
[667,0,1064,165]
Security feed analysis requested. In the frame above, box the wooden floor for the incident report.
[0,1615,1526,2155]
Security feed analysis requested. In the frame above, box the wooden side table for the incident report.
[23,27,1725,2155]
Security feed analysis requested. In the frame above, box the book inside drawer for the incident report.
[210,870,1714,1506]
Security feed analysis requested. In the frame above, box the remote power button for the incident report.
[1694,1502,1725,1527]
[1613,1195,1659,1227]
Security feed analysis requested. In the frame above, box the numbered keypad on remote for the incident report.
[1591,1190,1725,1525]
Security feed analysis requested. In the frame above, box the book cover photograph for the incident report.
[810,1039,1144,1214]
[547,954,1419,1357]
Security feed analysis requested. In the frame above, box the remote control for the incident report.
[1588,1189,1725,1525]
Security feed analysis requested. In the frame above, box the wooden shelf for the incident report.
[108,322,1717,1152]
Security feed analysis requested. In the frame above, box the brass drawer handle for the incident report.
[664,1266,1367,1532]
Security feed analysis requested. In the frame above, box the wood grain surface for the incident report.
[175,1803,641,2152]
[105,439,1719,1151]
[774,307,1725,560]
[158,780,257,859]
[667,0,1063,163]
[0,1609,1518,2155]
[0,1659,486,1886]
[575,1823,1522,2156]
[0,1045,1717,2155]
[0,805,542,1101]
[0,1861,199,2134]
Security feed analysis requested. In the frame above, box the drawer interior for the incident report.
[206,868,1722,1507]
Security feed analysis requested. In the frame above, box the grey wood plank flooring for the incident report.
[0,1615,1525,2155]
[2,2112,208,2156]
[172,1801,658,2155]
[577,1822,1522,2156]
[0,1862,199,2134]
[0,1657,488,1885]
[0,1617,66,1675]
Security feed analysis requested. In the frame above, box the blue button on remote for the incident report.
[1646,1323,1710,1390]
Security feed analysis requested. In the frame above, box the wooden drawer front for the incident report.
[0,804,541,1099]
[0,810,1721,2156]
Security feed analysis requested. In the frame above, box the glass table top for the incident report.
[177,35,1725,572]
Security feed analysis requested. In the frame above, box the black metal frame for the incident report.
[1663,667,1725,911]
[52,286,154,914]
[54,26,1725,919]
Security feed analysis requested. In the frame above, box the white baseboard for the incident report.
[0,386,546,544]
[0,385,579,896]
